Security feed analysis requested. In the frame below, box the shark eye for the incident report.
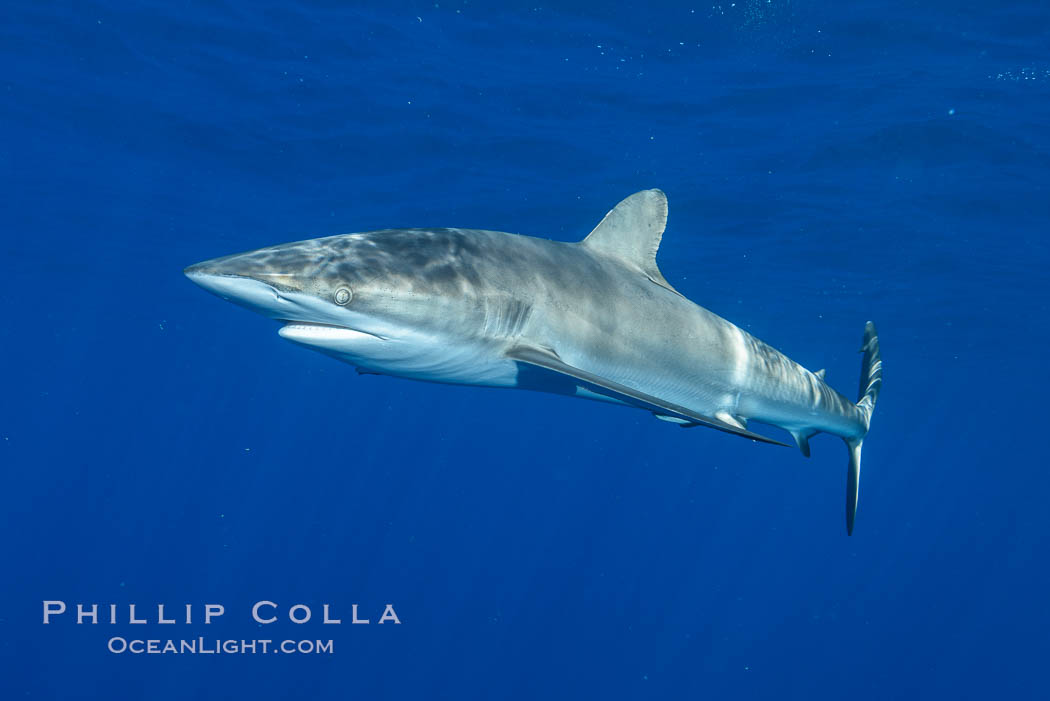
[334,287,353,305]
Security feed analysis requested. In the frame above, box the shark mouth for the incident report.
[277,322,385,344]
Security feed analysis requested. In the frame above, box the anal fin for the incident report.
[790,429,818,458]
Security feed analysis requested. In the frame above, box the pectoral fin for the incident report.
[506,345,789,447]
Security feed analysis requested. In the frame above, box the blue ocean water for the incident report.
[3,0,1048,698]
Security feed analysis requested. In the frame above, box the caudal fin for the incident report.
[856,321,882,426]
[845,322,882,535]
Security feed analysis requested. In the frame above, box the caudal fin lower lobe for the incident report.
[846,321,881,535]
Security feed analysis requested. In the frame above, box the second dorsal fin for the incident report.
[581,189,677,293]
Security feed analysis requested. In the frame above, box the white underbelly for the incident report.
[279,323,519,387]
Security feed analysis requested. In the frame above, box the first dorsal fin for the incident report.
[815,368,826,380]
[581,189,678,293]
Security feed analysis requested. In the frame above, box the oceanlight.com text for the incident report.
[107,637,334,655]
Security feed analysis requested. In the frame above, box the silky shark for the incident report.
[185,190,881,533]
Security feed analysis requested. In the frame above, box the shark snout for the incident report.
[184,247,307,294]
[185,253,245,287]
[183,251,265,282]
[184,263,284,310]
[184,251,350,328]
[183,248,301,315]
[183,263,230,294]
[182,261,213,278]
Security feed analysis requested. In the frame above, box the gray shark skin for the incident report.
[185,190,882,534]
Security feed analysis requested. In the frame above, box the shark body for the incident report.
[185,190,881,533]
